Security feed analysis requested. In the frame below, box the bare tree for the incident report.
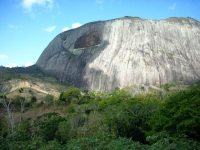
[19,97,25,127]
[18,88,25,127]
[2,96,15,133]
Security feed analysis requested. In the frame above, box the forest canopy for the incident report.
[0,83,200,149]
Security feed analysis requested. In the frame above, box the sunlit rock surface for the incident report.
[36,17,200,91]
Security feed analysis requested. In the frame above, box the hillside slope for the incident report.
[36,17,200,91]
[0,65,68,100]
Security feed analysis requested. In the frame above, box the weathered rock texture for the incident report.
[36,17,200,91]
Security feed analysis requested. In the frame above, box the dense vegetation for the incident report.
[0,83,200,149]
[0,65,41,82]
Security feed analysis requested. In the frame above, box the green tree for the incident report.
[59,88,80,104]
[147,132,200,150]
[149,85,200,141]
[103,98,158,143]
[56,121,71,144]
[34,112,66,141]
[67,134,148,150]
[2,119,31,150]
[98,89,131,110]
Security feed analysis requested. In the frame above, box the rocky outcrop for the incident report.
[36,17,200,91]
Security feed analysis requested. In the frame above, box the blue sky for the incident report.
[0,0,200,67]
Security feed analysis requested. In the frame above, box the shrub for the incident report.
[66,104,75,113]
[67,134,148,150]
[98,89,131,110]
[147,132,200,150]
[59,88,80,104]
[30,96,37,103]
[44,94,54,101]
[34,112,66,141]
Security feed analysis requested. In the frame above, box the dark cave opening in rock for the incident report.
[74,31,101,49]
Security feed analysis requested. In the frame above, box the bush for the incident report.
[98,89,131,110]
[102,96,159,143]
[34,112,66,141]
[56,121,72,143]
[66,104,75,113]
[44,94,54,101]
[67,135,148,150]
[39,140,64,150]
[59,88,80,104]
[147,132,200,150]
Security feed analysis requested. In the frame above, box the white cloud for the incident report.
[8,24,18,29]
[96,0,104,4]
[22,0,53,10]
[95,0,104,9]
[72,23,82,29]
[0,54,8,60]
[44,26,56,32]
[61,23,82,32]
[24,62,33,67]
[62,27,70,32]
[6,63,18,68]
[169,2,176,10]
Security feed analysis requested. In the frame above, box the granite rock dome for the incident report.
[36,17,200,91]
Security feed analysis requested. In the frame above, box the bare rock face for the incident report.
[36,17,200,91]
